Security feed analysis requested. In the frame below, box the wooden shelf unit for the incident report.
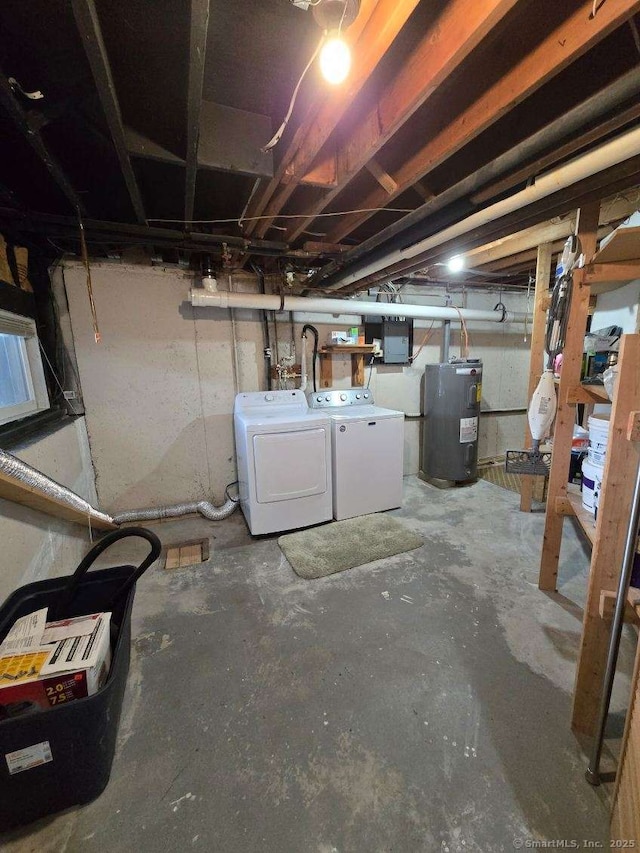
[539,266,640,741]
[318,344,375,388]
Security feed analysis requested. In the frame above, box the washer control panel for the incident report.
[308,388,374,408]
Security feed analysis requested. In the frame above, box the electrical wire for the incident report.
[224,480,240,503]
[147,208,414,225]
[262,35,326,152]
[452,306,469,358]
[410,321,436,365]
[366,354,375,389]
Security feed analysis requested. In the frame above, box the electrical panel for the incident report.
[364,318,413,365]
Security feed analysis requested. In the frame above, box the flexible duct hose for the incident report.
[112,497,237,525]
[0,447,115,527]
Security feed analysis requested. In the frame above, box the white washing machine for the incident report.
[307,388,404,520]
[234,390,332,535]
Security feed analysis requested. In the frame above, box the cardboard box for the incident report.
[0,611,111,714]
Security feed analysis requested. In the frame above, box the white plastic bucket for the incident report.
[582,457,604,514]
[587,414,610,466]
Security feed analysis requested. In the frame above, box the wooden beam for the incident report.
[539,202,600,591]
[325,0,640,243]
[0,69,85,215]
[72,0,146,224]
[520,243,552,512]
[584,262,640,285]
[185,0,210,223]
[365,159,398,195]
[286,0,521,244]
[245,0,420,239]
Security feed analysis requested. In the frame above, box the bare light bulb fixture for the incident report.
[313,0,359,85]
[447,255,465,273]
[320,32,351,84]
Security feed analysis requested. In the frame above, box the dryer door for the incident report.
[253,428,327,503]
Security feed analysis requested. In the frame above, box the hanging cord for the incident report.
[545,272,573,369]
[366,354,375,389]
[78,216,101,344]
[262,35,326,152]
[301,323,319,392]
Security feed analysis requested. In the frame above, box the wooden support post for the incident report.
[539,202,600,591]
[572,334,640,735]
[520,243,552,512]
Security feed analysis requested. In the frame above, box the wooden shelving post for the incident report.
[520,242,552,512]
[572,334,640,735]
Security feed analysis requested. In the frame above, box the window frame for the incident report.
[0,308,50,428]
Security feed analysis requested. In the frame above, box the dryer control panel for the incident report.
[308,388,375,408]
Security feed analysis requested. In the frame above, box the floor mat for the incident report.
[278,514,424,580]
[477,462,522,494]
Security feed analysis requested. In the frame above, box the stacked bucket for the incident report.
[581,414,610,516]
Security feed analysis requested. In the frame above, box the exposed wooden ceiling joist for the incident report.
[243,0,421,239]
[72,0,147,224]
[0,67,85,215]
[324,0,640,244]
[284,0,522,244]
[185,0,210,223]
[327,154,640,293]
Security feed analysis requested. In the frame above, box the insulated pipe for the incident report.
[586,456,640,786]
[0,448,115,528]
[113,497,237,525]
[191,289,531,324]
[324,124,640,291]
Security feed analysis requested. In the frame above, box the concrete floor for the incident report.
[3,476,636,852]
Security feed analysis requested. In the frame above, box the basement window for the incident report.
[0,309,50,427]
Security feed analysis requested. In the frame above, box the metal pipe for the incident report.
[320,124,640,292]
[191,289,531,324]
[227,274,241,393]
[0,448,115,527]
[586,456,640,786]
[113,497,237,525]
[442,320,451,362]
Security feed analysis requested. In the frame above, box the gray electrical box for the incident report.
[422,359,483,482]
[364,318,413,364]
[382,320,410,363]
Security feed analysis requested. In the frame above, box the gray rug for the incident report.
[278,514,424,580]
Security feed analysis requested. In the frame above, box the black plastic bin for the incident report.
[0,527,161,831]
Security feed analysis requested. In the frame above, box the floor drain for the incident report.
[164,538,210,570]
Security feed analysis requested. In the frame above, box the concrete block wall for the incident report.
[59,261,531,512]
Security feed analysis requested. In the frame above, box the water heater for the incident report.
[422,359,483,482]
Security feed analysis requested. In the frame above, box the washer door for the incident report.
[253,429,327,503]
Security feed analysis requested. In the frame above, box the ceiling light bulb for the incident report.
[320,34,351,85]
[447,255,465,273]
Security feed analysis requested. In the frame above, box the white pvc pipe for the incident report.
[191,289,530,324]
[329,124,640,289]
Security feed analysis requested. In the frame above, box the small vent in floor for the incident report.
[164,538,210,570]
